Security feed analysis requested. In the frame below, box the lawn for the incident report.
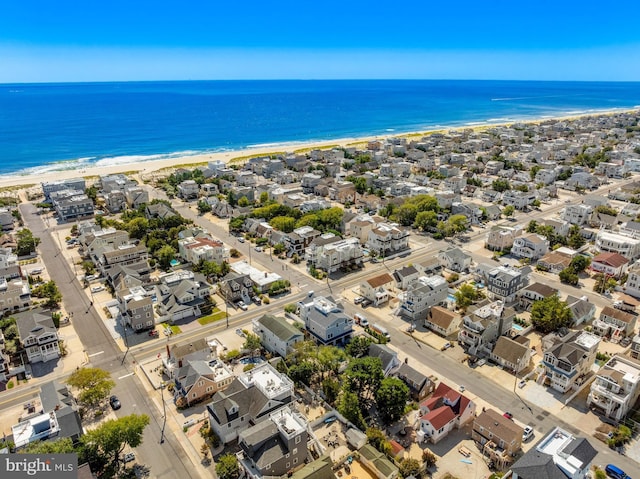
[161,323,182,335]
[197,308,227,325]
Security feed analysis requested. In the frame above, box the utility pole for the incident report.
[159,382,167,444]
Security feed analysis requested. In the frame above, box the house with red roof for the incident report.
[418,382,476,444]
[590,252,629,278]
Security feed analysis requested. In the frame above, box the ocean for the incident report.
[1,80,640,177]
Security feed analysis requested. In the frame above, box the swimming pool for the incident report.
[512,323,525,331]
[447,294,456,303]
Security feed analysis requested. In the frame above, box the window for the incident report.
[293,458,298,465]
[286,453,290,459]
[295,436,301,444]
[286,463,290,469]
[293,448,298,455]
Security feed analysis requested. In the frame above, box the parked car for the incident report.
[109,395,121,410]
[518,380,527,388]
[255,246,263,252]
[354,313,369,327]
[237,237,245,243]
[237,300,248,311]
[354,296,365,305]
[503,412,513,420]
[441,342,452,351]
[91,285,105,293]
[252,296,262,305]
[122,452,135,463]
[605,464,629,479]
[458,385,465,392]
[235,328,246,337]
[523,426,534,441]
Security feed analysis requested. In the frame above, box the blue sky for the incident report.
[2,0,640,82]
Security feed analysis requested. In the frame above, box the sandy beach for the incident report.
[1,108,637,192]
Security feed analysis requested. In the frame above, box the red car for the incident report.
[503,412,513,420]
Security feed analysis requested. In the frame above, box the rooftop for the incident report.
[238,362,293,400]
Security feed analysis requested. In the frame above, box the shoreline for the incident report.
[1,106,638,191]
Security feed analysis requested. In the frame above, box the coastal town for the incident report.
[2,110,640,479]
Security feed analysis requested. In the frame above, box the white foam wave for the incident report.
[94,150,202,167]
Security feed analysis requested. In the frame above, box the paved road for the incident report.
[19,203,196,479]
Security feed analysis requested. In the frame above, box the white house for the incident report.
[587,355,640,422]
[595,230,640,260]
[510,233,549,260]
[419,382,476,444]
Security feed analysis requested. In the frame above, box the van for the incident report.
[354,314,369,327]
[370,323,390,341]
[605,464,628,479]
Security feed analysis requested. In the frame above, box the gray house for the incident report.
[297,295,353,346]
[253,314,304,358]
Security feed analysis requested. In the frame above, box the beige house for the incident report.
[485,225,521,252]
[174,359,234,407]
[360,273,394,306]
[592,306,637,342]
[489,336,531,373]
[472,409,523,467]
[424,306,461,337]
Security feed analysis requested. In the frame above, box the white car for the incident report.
[237,237,245,243]
[518,379,526,388]
[523,426,534,441]
[91,285,105,293]
[123,452,135,463]
[255,246,263,252]
[237,301,248,311]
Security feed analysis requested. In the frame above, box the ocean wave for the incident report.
[93,150,203,167]
[0,157,95,179]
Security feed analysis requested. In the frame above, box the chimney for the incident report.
[265,272,268,278]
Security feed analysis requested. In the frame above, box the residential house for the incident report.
[586,355,640,422]
[16,309,60,364]
[52,192,95,222]
[95,243,150,278]
[624,263,640,299]
[630,335,640,360]
[145,202,178,220]
[177,180,199,200]
[566,171,600,190]
[358,445,399,479]
[164,338,215,378]
[297,295,353,346]
[393,363,435,401]
[472,409,523,467]
[328,181,356,204]
[490,336,532,374]
[458,300,515,356]
[206,362,294,444]
[565,295,596,326]
[437,248,472,273]
[360,273,394,306]
[418,382,476,444]
[238,407,309,479]
[252,314,304,358]
[424,306,462,337]
[399,275,448,321]
[155,270,211,323]
[367,223,410,257]
[480,265,530,303]
[619,220,640,239]
[501,190,537,210]
[116,286,155,331]
[592,306,637,342]
[0,331,9,382]
[511,233,549,260]
[174,359,234,407]
[415,257,443,276]
[178,234,229,265]
[590,252,629,278]
[485,226,522,252]
[367,343,400,376]
[230,261,283,294]
[517,283,558,311]
[509,427,597,479]
[124,186,149,208]
[104,190,126,213]
[392,265,421,290]
[219,272,253,304]
[0,277,31,315]
[42,177,86,202]
[306,235,363,274]
[595,230,640,259]
[561,204,593,225]
[541,331,600,393]
[283,226,321,258]
[536,250,574,274]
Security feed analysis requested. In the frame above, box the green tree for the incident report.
[80,414,149,476]
[502,205,515,217]
[227,191,237,207]
[492,179,511,192]
[447,214,469,234]
[530,294,573,333]
[559,268,579,285]
[156,244,177,270]
[22,437,75,454]
[216,454,240,479]
[31,280,62,308]
[287,361,318,386]
[413,210,438,231]
[398,458,421,479]
[346,176,368,194]
[569,255,591,273]
[125,217,149,240]
[422,449,437,469]
[67,367,115,409]
[345,336,373,358]
[259,191,269,204]
[16,228,40,256]
[197,200,212,214]
[238,196,250,207]
[242,331,262,352]
[567,225,585,249]
[269,216,296,233]
[366,427,392,455]
[344,357,384,403]
[454,283,484,311]
[85,185,98,202]
[375,377,410,424]
[317,346,347,378]
[337,389,366,430]
[273,243,286,255]
[322,377,341,404]
[229,216,246,233]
